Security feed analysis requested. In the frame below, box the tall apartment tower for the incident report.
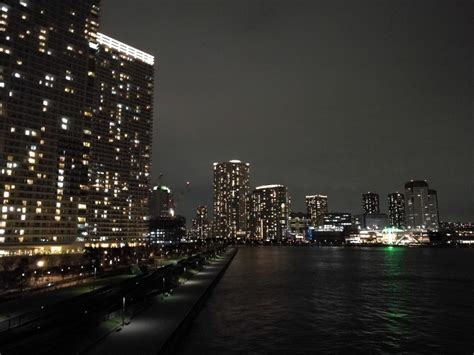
[250,184,290,241]
[388,192,406,228]
[149,185,173,219]
[405,180,439,230]
[362,192,380,214]
[193,205,209,240]
[305,195,328,227]
[213,160,250,238]
[0,1,100,253]
[87,33,154,242]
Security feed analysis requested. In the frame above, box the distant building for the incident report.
[306,195,328,227]
[321,213,352,231]
[362,213,389,231]
[87,33,154,242]
[213,160,250,238]
[250,185,290,241]
[388,192,406,228]
[150,186,173,219]
[289,212,311,239]
[192,205,210,240]
[363,192,380,214]
[149,215,186,245]
[405,180,439,230]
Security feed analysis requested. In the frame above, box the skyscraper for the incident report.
[149,185,173,219]
[213,160,250,238]
[87,33,154,242]
[388,192,406,228]
[362,192,380,214]
[305,195,328,227]
[405,180,439,230]
[250,184,290,240]
[0,0,100,253]
[192,205,209,240]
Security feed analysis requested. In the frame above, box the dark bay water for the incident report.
[178,246,474,354]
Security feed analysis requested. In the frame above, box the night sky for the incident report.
[101,0,472,222]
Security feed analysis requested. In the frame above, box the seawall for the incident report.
[87,247,238,355]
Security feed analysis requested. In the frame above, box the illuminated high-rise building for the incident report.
[405,180,439,231]
[87,33,154,242]
[305,195,328,227]
[250,185,290,240]
[212,160,250,238]
[0,0,100,253]
[362,192,380,214]
[192,205,209,240]
[388,192,406,228]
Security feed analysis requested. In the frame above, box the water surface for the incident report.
[178,246,474,353]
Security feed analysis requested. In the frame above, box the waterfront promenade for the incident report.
[87,247,237,355]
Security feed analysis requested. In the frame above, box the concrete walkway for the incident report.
[0,273,135,321]
[86,248,237,355]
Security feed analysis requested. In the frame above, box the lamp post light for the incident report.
[122,297,126,326]
[36,260,45,282]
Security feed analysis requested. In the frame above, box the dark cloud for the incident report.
[101,0,473,222]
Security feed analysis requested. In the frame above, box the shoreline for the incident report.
[86,247,238,355]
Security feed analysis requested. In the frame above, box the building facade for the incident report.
[405,180,439,231]
[149,185,173,219]
[192,205,209,240]
[250,184,289,241]
[149,215,185,245]
[388,192,406,228]
[362,213,389,231]
[87,33,154,242]
[213,160,250,238]
[321,213,352,231]
[289,212,311,239]
[362,192,380,214]
[0,0,100,254]
[305,194,328,227]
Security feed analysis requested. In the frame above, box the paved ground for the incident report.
[0,273,135,321]
[0,257,188,321]
[86,248,236,355]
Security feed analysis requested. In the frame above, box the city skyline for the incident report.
[101,0,472,222]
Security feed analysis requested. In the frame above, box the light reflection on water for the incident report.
[178,246,474,353]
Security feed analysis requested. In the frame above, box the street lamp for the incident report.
[122,297,126,326]
[36,260,45,281]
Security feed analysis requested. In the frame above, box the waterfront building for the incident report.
[352,214,363,229]
[250,185,290,240]
[149,215,186,245]
[0,0,100,255]
[363,192,380,214]
[362,213,389,231]
[405,180,439,231]
[320,213,352,232]
[388,192,406,228]
[192,205,209,240]
[289,212,311,240]
[87,33,154,242]
[213,160,250,239]
[150,185,173,219]
[305,194,328,227]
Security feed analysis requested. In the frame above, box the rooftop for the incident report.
[97,33,155,65]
